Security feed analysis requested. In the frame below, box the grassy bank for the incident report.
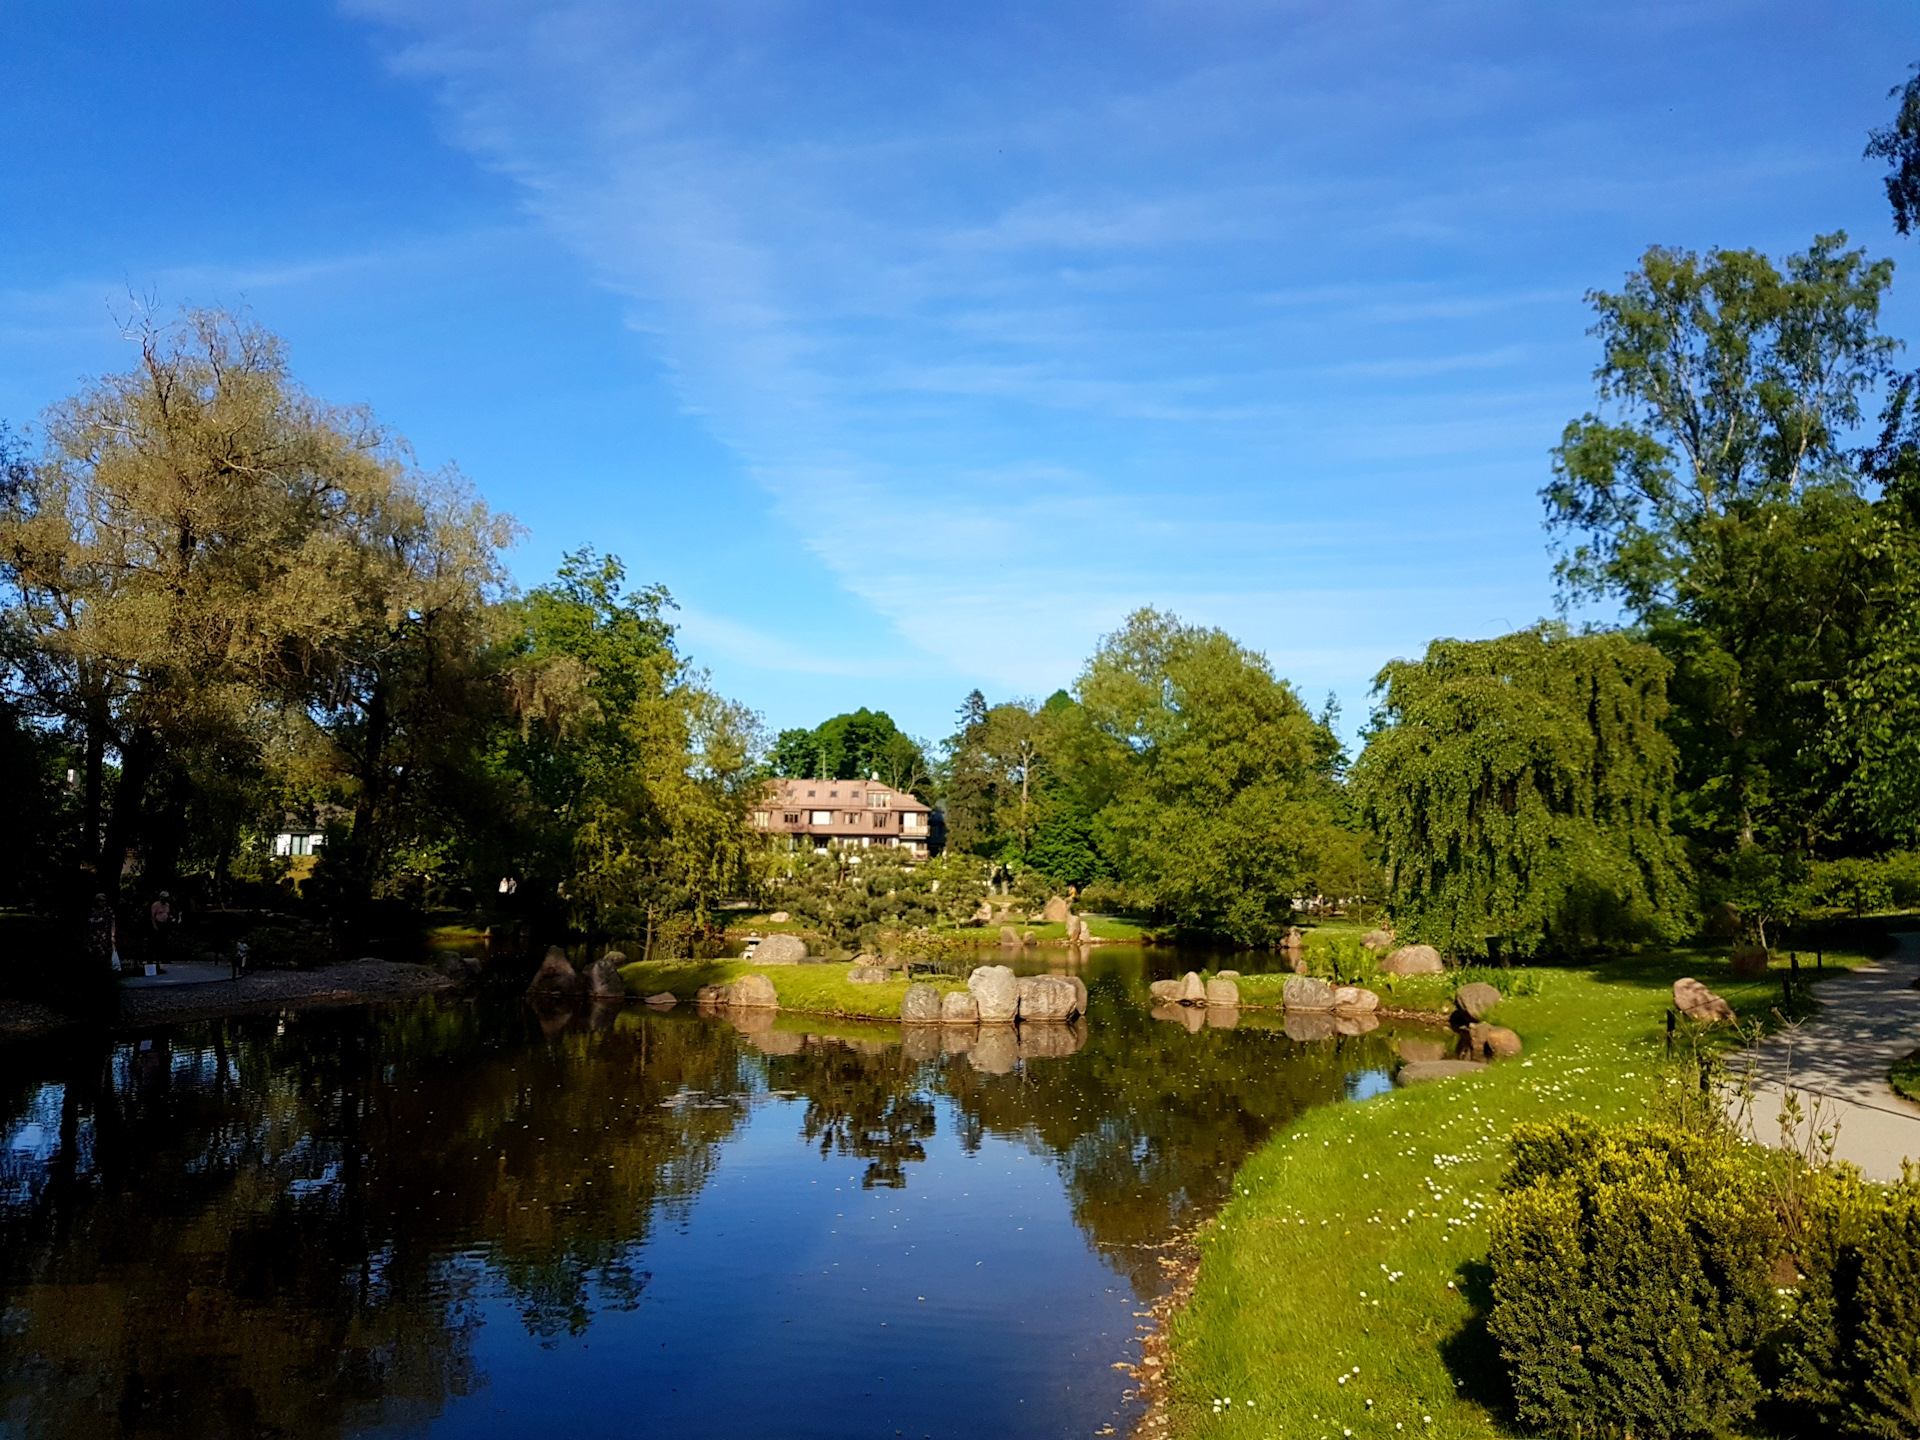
[1156,944,1880,1439]
[1893,1048,1920,1104]
[615,957,967,1021]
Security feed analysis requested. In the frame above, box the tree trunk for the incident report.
[96,725,156,908]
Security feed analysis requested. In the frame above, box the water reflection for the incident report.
[0,950,1411,1439]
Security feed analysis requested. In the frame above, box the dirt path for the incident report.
[1734,931,1920,1183]
[114,958,456,1027]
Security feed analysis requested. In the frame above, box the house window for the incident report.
[754,811,769,828]
[868,791,886,807]
[807,790,816,798]
[872,813,888,828]
[810,810,833,826]
[829,790,839,798]
[845,813,860,825]
[784,812,801,824]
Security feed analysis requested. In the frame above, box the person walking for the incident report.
[148,890,173,974]
[86,893,118,973]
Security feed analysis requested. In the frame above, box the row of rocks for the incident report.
[1148,970,1243,1008]
[899,965,1086,1025]
[526,948,626,999]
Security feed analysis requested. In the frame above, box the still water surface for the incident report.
[1,949,1411,1439]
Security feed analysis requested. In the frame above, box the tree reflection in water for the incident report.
[0,953,1403,1437]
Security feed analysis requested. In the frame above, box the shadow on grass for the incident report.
[1438,1257,1512,1424]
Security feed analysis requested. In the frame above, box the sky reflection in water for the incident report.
[0,949,1410,1439]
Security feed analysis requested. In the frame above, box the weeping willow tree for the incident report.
[1354,625,1688,959]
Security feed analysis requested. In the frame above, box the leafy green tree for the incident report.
[770,708,932,800]
[1867,63,1920,236]
[1076,608,1349,944]
[1543,236,1897,856]
[1354,625,1688,959]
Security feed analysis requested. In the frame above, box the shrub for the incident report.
[1489,1118,1781,1439]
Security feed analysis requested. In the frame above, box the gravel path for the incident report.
[115,958,456,1026]
[1734,930,1920,1183]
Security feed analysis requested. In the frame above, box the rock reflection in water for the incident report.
[0,948,1407,1440]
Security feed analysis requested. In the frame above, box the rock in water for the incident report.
[1281,975,1335,1010]
[585,957,625,997]
[1205,976,1240,1008]
[1454,982,1502,1020]
[438,954,481,985]
[1018,1021,1086,1060]
[1023,930,1038,947]
[1041,895,1071,924]
[1673,977,1735,1024]
[1331,985,1379,1014]
[1149,978,1185,1003]
[1283,1011,1337,1042]
[1178,971,1207,1004]
[695,984,727,1006]
[1378,944,1444,976]
[969,1027,1018,1074]
[901,983,944,1023]
[725,973,779,1009]
[755,933,808,965]
[1064,974,1088,1015]
[1466,1022,1523,1058]
[644,991,677,1008]
[1395,1059,1487,1085]
[527,950,584,996]
[999,925,1021,946]
[941,990,981,1025]
[969,965,1020,1023]
[1018,975,1079,1021]
[847,966,891,984]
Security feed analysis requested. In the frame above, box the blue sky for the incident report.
[2,2,1914,749]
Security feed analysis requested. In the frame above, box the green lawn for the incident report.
[615,957,967,1021]
[1893,1047,1920,1104]
[1159,944,1879,1439]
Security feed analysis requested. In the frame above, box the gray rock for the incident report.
[900,983,944,1023]
[1149,978,1186,1003]
[1216,969,1240,979]
[644,991,677,1008]
[695,983,727,1006]
[1282,974,1336,1010]
[1064,974,1088,1015]
[846,966,892,984]
[1454,982,1503,1021]
[768,911,790,923]
[1041,895,1072,923]
[1331,985,1380,1014]
[1466,1022,1523,1058]
[968,964,1019,1023]
[999,925,1021,946]
[585,957,625,997]
[1335,1013,1380,1036]
[1673,977,1735,1024]
[1205,976,1240,1008]
[942,1023,979,1054]
[1395,1059,1488,1085]
[527,951,584,996]
[941,990,981,1025]
[602,950,628,965]
[1178,971,1207,1004]
[1360,928,1396,953]
[755,933,808,965]
[725,973,779,1009]
[1018,974,1080,1021]
[1378,944,1444,976]
[901,1026,942,1063]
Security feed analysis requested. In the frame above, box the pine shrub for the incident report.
[1489,1118,1781,1438]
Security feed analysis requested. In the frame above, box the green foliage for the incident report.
[771,707,932,800]
[766,848,985,953]
[1866,63,1920,236]
[1489,1118,1781,1439]
[1356,625,1689,959]
[1892,1051,1920,1104]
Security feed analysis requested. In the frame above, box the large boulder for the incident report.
[585,957,625,998]
[1378,944,1444,976]
[768,911,790,923]
[528,949,584,996]
[755,933,808,965]
[725,973,779,1009]
[1466,1022,1523,1058]
[1454,982,1502,1021]
[969,1026,1019,1074]
[1149,978,1185,1003]
[1331,985,1379,1014]
[1278,927,1305,960]
[1017,974,1080,1022]
[1282,975,1336,1011]
[1205,976,1240,1008]
[1673,977,1736,1025]
[437,954,482,986]
[1360,928,1396,953]
[999,925,1021,946]
[1065,974,1089,1015]
[694,983,727,1006]
[900,983,944,1023]
[1283,1011,1337,1042]
[1041,895,1072,924]
[1396,1059,1488,1085]
[941,990,981,1025]
[1177,971,1207,1004]
[643,991,677,1008]
[847,966,892,984]
[969,964,1020,1023]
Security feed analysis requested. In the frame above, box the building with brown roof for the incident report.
[753,778,934,857]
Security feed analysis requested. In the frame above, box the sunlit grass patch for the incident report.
[615,957,964,1021]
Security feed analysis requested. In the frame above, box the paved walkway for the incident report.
[1733,931,1920,1183]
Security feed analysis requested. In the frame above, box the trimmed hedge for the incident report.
[1491,1117,1920,1439]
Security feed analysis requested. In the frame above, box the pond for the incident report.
[0,948,1423,1439]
